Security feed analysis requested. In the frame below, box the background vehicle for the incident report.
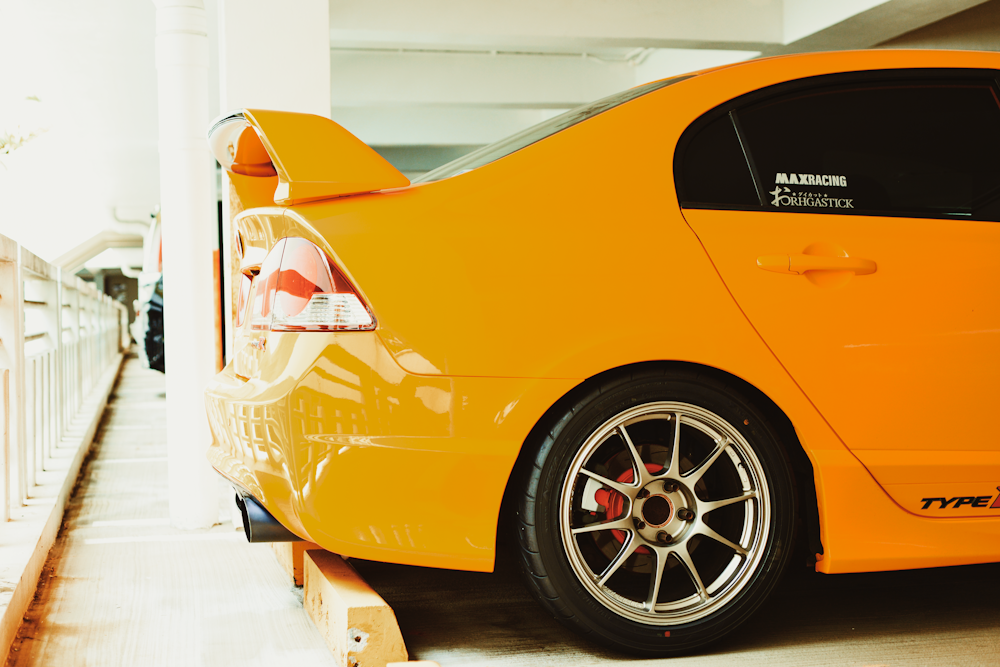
[131,216,165,373]
[206,50,1000,656]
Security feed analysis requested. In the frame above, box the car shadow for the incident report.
[352,551,1000,666]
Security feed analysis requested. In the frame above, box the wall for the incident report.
[879,0,1000,49]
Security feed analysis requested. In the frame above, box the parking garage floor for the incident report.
[8,356,1000,666]
[7,357,335,667]
[355,546,1000,666]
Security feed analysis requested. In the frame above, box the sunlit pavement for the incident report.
[9,356,335,667]
[355,523,1000,666]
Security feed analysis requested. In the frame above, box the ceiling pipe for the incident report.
[120,264,144,279]
[113,205,155,225]
[111,205,155,237]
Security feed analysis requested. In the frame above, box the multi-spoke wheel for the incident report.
[515,369,796,656]
[562,402,769,623]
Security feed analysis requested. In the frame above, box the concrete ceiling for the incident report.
[327,0,995,149]
[1,0,995,265]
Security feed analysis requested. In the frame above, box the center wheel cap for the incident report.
[641,494,674,527]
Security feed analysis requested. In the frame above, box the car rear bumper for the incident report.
[205,331,578,571]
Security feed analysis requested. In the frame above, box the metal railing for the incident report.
[0,232,128,521]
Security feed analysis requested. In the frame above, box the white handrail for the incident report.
[0,232,128,521]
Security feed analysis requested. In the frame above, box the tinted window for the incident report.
[738,82,1000,217]
[415,75,692,183]
[677,113,760,207]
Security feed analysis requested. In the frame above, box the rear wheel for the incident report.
[515,369,796,656]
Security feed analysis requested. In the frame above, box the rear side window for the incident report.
[675,72,1000,220]
[676,113,760,207]
[740,82,1000,218]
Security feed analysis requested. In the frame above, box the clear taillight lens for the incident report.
[235,273,252,327]
[250,238,284,331]
[248,237,375,332]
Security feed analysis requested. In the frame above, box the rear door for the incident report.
[678,71,1000,517]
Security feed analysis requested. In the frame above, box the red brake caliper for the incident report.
[593,463,663,555]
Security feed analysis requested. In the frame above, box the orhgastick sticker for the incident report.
[769,172,853,209]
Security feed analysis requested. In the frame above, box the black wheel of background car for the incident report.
[514,367,796,657]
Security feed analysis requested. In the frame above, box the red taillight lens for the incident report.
[272,238,335,318]
[235,273,252,327]
[248,237,375,332]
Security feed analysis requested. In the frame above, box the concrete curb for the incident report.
[304,549,409,667]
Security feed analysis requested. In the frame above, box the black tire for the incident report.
[514,366,796,657]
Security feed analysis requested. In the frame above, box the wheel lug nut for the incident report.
[663,481,679,493]
[656,531,670,544]
[637,489,649,499]
[633,518,646,529]
[677,508,694,521]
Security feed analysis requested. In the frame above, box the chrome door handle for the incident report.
[757,254,877,276]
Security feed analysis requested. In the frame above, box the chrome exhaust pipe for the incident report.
[234,493,301,543]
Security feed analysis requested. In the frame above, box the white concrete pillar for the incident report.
[217,0,331,363]
[154,0,219,529]
[218,0,330,116]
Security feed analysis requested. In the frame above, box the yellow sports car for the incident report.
[206,49,1000,655]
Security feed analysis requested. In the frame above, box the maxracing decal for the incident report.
[769,172,853,209]
[920,486,1000,510]
[775,173,847,187]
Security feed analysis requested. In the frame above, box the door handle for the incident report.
[757,254,877,276]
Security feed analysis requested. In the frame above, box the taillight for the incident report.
[247,237,375,332]
[250,239,284,330]
[235,273,252,327]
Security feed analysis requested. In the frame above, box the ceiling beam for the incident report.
[329,0,783,48]
[330,30,774,54]
[53,230,144,276]
[765,0,993,54]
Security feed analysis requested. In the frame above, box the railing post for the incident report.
[26,357,35,492]
[102,296,109,369]
[20,247,58,489]
[0,244,10,518]
[120,303,129,352]
[96,294,103,374]
[55,269,65,446]
[1,368,9,522]
[71,281,82,416]
[108,298,114,359]
[36,268,59,470]
[76,278,90,397]
[0,239,27,508]
[0,232,130,520]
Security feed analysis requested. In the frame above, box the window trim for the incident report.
[674,68,1000,221]
[728,110,765,207]
[415,75,693,184]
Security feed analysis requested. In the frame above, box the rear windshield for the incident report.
[414,75,692,183]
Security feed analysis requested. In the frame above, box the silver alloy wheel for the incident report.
[559,401,771,625]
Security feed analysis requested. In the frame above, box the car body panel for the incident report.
[207,331,579,571]
[685,208,1000,518]
[206,48,1000,575]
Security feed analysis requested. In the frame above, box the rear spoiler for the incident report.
[207,109,409,207]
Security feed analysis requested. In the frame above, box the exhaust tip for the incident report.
[234,493,301,543]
